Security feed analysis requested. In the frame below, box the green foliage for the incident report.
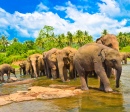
[0,53,27,64]
[6,42,28,56]
[36,26,94,51]
[117,32,130,49]
[24,40,35,50]
[120,46,130,52]
[0,53,6,64]
[26,50,38,56]
[1,26,130,65]
[0,35,9,52]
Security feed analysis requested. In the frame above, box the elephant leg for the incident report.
[124,59,127,64]
[63,66,68,81]
[1,72,5,82]
[23,68,26,75]
[19,68,22,75]
[85,72,89,87]
[69,63,74,79]
[105,65,112,78]
[80,75,89,90]
[99,80,105,91]
[94,62,113,92]
[7,71,10,80]
[51,66,57,79]
[30,68,34,78]
[93,71,98,78]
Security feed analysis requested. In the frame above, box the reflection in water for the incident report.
[0,100,66,112]
[121,62,130,112]
[0,62,130,112]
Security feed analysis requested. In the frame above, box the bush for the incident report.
[120,46,130,52]
[6,42,28,56]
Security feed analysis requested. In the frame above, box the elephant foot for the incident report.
[81,86,89,91]
[65,79,70,82]
[62,79,70,82]
[99,87,113,92]
[104,88,113,92]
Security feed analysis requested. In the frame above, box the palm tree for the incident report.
[12,38,18,43]
[0,35,9,52]
[75,30,84,47]
[35,37,44,49]
[66,31,73,46]
[24,40,34,50]
[102,29,108,36]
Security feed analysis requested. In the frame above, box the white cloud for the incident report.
[0,0,130,41]
[98,0,120,17]
[54,6,66,11]
[36,2,49,12]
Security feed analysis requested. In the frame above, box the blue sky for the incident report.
[0,0,130,42]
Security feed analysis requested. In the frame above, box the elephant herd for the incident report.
[19,47,77,82]
[0,34,129,92]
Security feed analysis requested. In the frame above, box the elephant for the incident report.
[27,53,45,78]
[0,64,16,82]
[73,43,122,92]
[62,46,78,79]
[44,48,58,79]
[19,61,31,76]
[45,48,70,82]
[96,34,120,78]
[96,34,119,51]
[120,52,130,64]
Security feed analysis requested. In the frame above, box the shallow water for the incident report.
[0,62,130,112]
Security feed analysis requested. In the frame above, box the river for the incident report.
[0,62,130,112]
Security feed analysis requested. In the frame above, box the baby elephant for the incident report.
[0,64,16,82]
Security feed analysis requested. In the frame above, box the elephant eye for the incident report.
[108,43,112,47]
[111,59,116,63]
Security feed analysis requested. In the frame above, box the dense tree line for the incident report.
[0,26,129,64]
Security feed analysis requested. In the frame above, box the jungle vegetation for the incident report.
[0,25,130,64]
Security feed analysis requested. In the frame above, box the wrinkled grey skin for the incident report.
[19,61,31,76]
[0,64,16,82]
[45,48,70,82]
[73,43,122,92]
[55,49,70,82]
[96,34,120,78]
[62,46,78,79]
[37,54,45,77]
[96,34,119,51]
[44,48,58,79]
[27,53,44,78]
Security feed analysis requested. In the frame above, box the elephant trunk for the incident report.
[115,66,122,88]
[58,61,67,82]
[32,63,38,78]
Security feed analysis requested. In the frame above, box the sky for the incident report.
[0,0,130,42]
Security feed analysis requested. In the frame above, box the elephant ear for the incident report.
[98,49,106,62]
[96,38,103,44]
[36,56,39,60]
[49,52,57,62]
[27,57,32,63]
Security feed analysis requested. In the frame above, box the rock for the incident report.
[0,86,83,106]
[49,84,74,89]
